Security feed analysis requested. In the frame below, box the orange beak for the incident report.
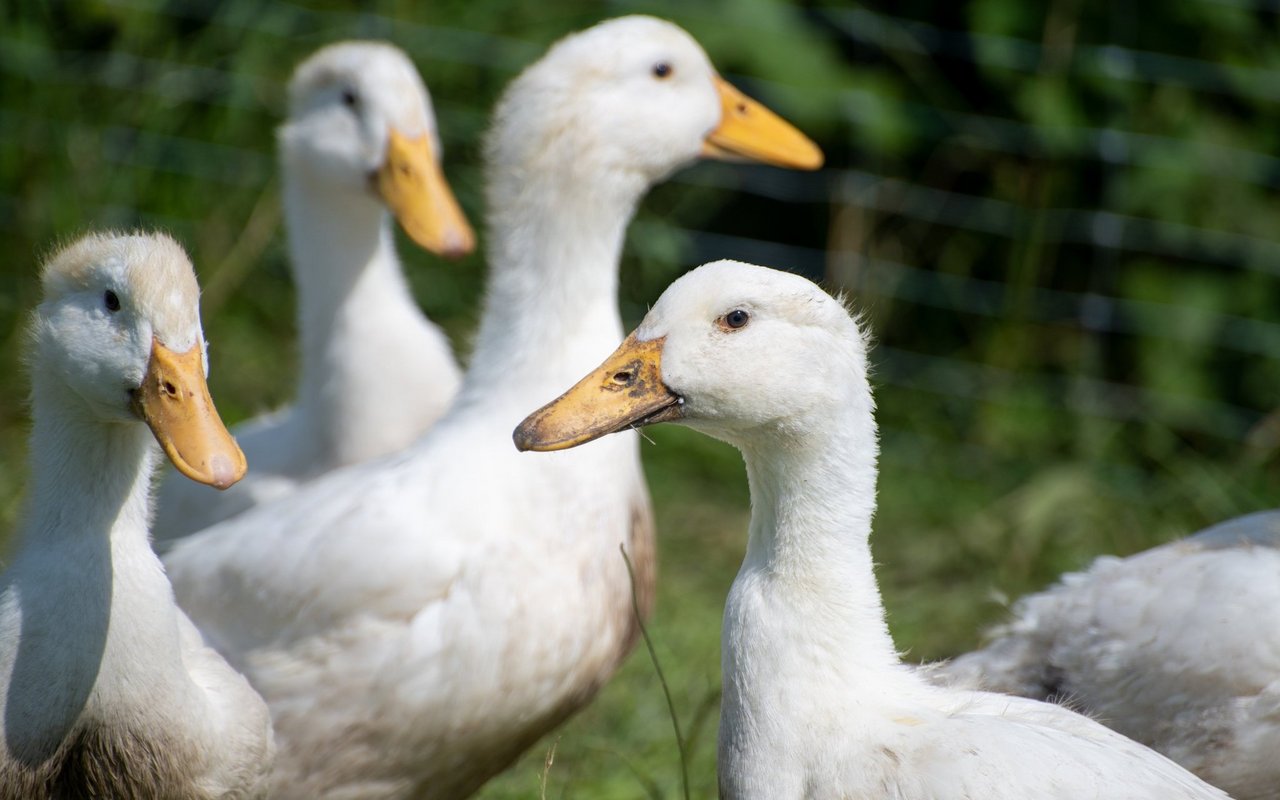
[375,129,476,259]
[131,339,247,489]
[701,76,823,170]
[514,333,684,452]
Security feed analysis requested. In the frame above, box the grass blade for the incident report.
[621,543,690,800]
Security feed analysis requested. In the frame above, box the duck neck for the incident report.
[459,166,645,407]
[6,375,191,754]
[730,394,901,677]
[21,376,157,556]
[283,175,426,447]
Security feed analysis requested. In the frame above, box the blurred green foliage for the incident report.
[3,0,1280,797]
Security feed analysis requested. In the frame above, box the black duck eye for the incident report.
[652,62,673,80]
[341,88,358,109]
[720,309,750,330]
[104,290,121,313]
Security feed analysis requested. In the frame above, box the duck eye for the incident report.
[341,88,358,109]
[720,309,750,330]
[104,290,121,313]
[651,62,673,79]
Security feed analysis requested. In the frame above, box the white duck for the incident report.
[0,233,273,799]
[153,41,474,541]
[514,259,1230,800]
[938,510,1280,800]
[163,16,821,800]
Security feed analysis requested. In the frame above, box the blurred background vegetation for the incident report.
[3,0,1280,796]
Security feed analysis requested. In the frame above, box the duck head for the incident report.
[515,260,868,452]
[280,41,474,257]
[33,232,247,489]
[485,16,823,201]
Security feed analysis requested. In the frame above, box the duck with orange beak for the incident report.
[154,41,475,542]
[0,232,273,799]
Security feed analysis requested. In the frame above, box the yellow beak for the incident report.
[374,129,476,259]
[131,340,247,490]
[513,333,684,452]
[702,76,824,170]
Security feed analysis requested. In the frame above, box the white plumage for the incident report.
[163,17,820,799]
[154,41,473,542]
[0,233,273,799]
[515,260,1231,800]
[941,509,1280,799]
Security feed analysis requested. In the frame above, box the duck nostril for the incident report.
[162,381,177,397]
[736,102,748,115]
[611,371,633,386]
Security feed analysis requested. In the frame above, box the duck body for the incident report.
[0,233,273,799]
[154,42,473,541]
[174,411,649,799]
[515,260,1230,800]
[168,147,653,796]
[941,510,1280,800]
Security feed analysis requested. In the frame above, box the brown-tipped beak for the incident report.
[514,333,685,452]
[131,340,247,490]
[701,76,824,170]
[374,129,476,259]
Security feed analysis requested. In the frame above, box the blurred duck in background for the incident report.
[939,511,1280,800]
[515,259,1229,800]
[164,16,820,799]
[153,41,474,542]
[0,233,273,799]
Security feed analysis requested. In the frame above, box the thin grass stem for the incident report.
[621,543,690,800]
